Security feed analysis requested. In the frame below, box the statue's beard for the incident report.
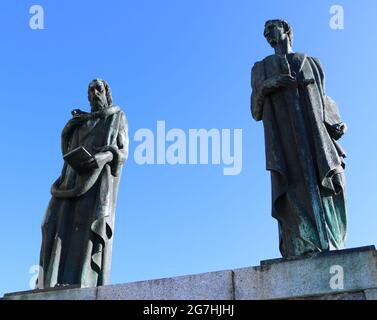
[90,95,108,111]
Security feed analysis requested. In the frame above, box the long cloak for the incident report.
[251,53,347,257]
[37,105,129,288]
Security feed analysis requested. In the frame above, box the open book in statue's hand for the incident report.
[63,146,98,175]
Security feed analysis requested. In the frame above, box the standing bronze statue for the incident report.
[37,79,129,288]
[251,20,347,258]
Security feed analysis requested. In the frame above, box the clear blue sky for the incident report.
[1,0,376,296]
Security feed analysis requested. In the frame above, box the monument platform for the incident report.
[3,246,377,300]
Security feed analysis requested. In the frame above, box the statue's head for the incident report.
[88,78,113,111]
[264,19,293,48]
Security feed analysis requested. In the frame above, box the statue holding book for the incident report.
[250,20,348,258]
[37,79,129,288]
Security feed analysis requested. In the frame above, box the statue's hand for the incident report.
[262,74,297,95]
[337,122,347,135]
[81,151,113,171]
[327,122,347,140]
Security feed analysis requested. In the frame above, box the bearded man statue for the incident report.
[37,79,129,288]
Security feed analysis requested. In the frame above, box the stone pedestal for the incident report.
[3,246,377,300]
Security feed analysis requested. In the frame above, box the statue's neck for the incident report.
[274,40,294,56]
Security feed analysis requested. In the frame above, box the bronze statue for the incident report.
[251,20,347,258]
[37,79,129,288]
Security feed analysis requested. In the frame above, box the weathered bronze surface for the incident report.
[37,79,129,288]
[251,20,347,258]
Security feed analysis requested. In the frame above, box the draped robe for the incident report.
[37,105,128,288]
[251,53,347,258]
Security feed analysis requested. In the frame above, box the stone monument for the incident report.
[36,79,129,289]
[250,19,348,258]
[4,21,376,302]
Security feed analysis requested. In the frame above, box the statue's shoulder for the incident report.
[290,52,308,65]
[252,59,264,69]
[251,56,270,76]
[305,56,325,75]
[294,51,307,58]
[111,105,126,116]
[309,56,323,68]
[295,52,321,66]
[255,54,287,69]
[256,54,276,67]
[251,54,278,80]
[112,106,128,127]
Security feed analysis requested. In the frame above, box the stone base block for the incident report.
[3,246,377,300]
